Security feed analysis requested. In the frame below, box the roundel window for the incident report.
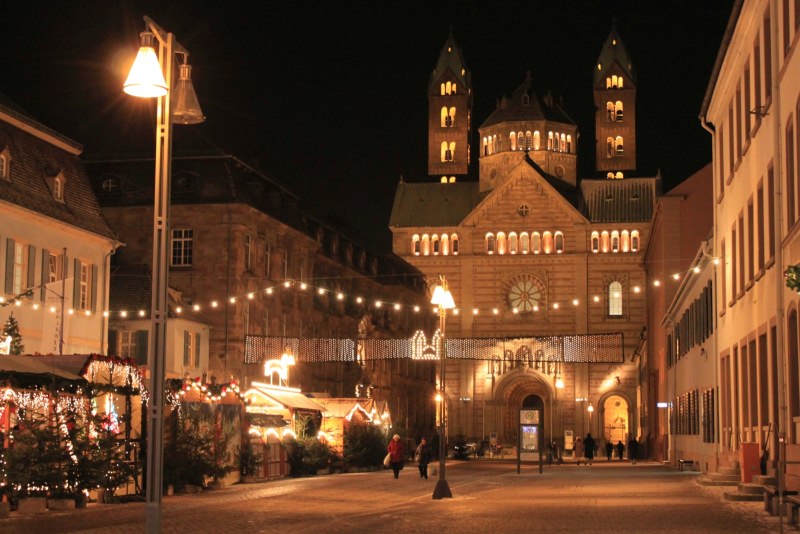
[507,275,544,313]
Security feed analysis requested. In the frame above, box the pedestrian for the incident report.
[387,433,405,479]
[629,436,639,464]
[584,433,596,466]
[574,437,584,465]
[415,437,432,479]
[616,440,625,460]
[605,440,614,461]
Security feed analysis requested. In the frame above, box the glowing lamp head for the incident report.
[123,32,168,98]
[555,377,565,389]
[431,285,455,309]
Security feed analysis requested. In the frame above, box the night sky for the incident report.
[2,1,734,253]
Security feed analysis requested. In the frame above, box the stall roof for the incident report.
[247,383,325,412]
[0,354,85,383]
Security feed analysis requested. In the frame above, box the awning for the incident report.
[247,384,325,411]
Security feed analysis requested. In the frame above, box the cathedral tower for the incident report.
[594,24,636,177]
[428,30,472,180]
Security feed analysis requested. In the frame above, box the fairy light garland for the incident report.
[170,377,247,404]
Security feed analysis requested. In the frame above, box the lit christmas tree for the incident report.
[2,312,24,354]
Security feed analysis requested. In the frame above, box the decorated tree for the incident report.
[2,313,24,354]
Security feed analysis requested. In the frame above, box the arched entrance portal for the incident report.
[493,370,555,448]
[603,395,629,443]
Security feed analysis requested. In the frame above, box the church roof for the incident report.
[481,72,575,128]
[579,177,656,223]
[429,29,470,92]
[389,180,485,228]
[594,24,635,86]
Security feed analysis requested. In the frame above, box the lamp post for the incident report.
[431,274,455,499]
[123,16,204,533]
[587,402,594,434]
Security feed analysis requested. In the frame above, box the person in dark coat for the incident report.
[628,436,639,464]
[605,440,614,461]
[583,433,596,466]
[387,434,406,479]
[415,437,432,479]
[616,440,625,460]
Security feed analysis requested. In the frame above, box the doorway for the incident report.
[603,395,629,443]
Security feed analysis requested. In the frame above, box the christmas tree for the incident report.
[2,312,24,354]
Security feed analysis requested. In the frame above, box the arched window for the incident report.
[607,172,615,179]
[533,131,541,150]
[601,231,610,253]
[451,85,457,94]
[440,83,446,96]
[525,131,532,151]
[606,77,613,89]
[497,232,507,255]
[488,135,494,155]
[483,137,489,156]
[449,107,456,126]
[520,232,530,254]
[618,78,623,89]
[441,142,448,162]
[0,154,8,180]
[611,75,619,89]
[554,231,564,253]
[532,232,541,254]
[560,134,566,152]
[615,136,624,156]
[607,137,615,158]
[608,281,623,316]
[441,107,449,127]
[449,142,456,161]
[495,135,502,151]
[509,232,518,254]
[542,232,553,254]
[611,231,620,252]
[548,132,554,150]
[432,235,440,255]
[621,230,630,252]
[510,132,517,151]
[53,175,64,202]
[566,135,572,153]
[631,230,640,252]
[517,132,525,150]
[485,233,496,254]
[615,101,624,121]
[421,234,430,256]
[591,231,600,253]
[440,176,448,183]
[441,234,450,255]
[412,234,421,255]
[451,234,459,255]
[607,102,615,121]
[449,176,456,183]
[554,134,560,152]
[446,81,453,95]
[615,172,624,179]
[522,94,530,106]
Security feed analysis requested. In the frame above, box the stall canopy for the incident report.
[0,354,86,390]
[246,382,326,412]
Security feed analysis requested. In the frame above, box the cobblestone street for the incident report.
[0,461,784,533]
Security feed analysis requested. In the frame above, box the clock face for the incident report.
[508,278,542,312]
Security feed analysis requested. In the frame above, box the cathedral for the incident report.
[390,26,658,455]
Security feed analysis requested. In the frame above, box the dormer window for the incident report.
[522,94,530,106]
[53,175,65,202]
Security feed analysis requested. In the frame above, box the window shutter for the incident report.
[135,330,149,366]
[27,245,36,292]
[4,238,14,293]
[107,330,118,356]
[40,249,49,301]
[195,332,201,367]
[73,258,81,308]
[91,264,98,312]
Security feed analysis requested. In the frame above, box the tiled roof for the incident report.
[389,180,485,228]
[0,99,117,241]
[481,72,575,128]
[580,177,657,223]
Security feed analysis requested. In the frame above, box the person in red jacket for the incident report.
[387,434,405,479]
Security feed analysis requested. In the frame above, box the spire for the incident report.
[594,22,635,86]
[428,28,470,92]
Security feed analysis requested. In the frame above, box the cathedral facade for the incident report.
[390,28,658,454]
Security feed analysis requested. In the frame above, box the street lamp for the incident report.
[587,402,594,432]
[123,16,205,534]
[431,274,455,500]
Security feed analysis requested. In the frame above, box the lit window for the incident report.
[510,132,517,151]
[441,234,450,255]
[554,231,564,253]
[608,281,623,316]
[53,175,64,202]
[0,154,7,180]
[485,233,496,254]
[611,231,620,252]
[520,232,530,254]
[497,232,507,255]
[607,102,615,122]
[422,234,430,256]
[566,135,572,153]
[509,232,518,254]
[548,132,554,150]
[525,131,532,151]
[601,231,610,253]
[441,107,449,127]
[171,229,193,266]
[533,131,540,150]
[621,230,630,252]
[591,232,600,253]
[76,260,92,311]
[532,232,541,254]
[607,137,615,158]
[451,234,459,255]
[542,232,553,254]
[615,136,624,156]
[432,235,440,255]
[615,101,624,121]
[631,230,640,252]
[412,235,421,255]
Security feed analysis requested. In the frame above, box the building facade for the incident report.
[701,0,800,485]
[391,29,657,453]
[88,152,437,437]
[0,95,119,356]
